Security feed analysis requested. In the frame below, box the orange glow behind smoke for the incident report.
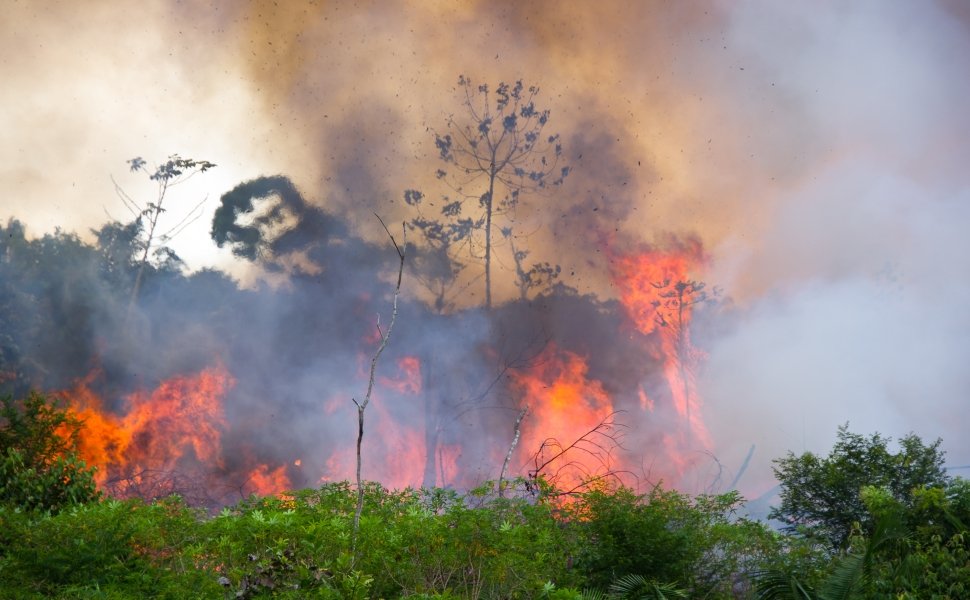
[379,356,422,395]
[510,346,616,490]
[55,245,716,501]
[609,241,713,454]
[324,355,432,489]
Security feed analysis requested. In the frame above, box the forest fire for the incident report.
[57,366,245,502]
[48,235,720,502]
[609,239,714,461]
[509,345,618,491]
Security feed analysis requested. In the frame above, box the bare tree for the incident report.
[352,217,406,546]
[406,76,569,309]
[498,406,528,498]
[115,155,215,317]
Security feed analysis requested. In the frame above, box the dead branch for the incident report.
[498,406,528,497]
[352,216,407,549]
[526,410,636,499]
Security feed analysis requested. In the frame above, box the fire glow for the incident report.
[509,345,616,491]
[58,366,292,502]
[609,240,713,455]
[55,244,714,502]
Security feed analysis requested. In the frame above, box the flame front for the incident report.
[60,366,243,500]
[509,345,617,490]
[54,246,717,501]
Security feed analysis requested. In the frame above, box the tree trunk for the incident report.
[484,162,496,309]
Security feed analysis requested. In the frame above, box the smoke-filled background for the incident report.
[2,1,969,505]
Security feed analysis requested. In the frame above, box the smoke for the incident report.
[2,1,969,500]
[698,1,970,496]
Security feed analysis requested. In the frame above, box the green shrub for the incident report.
[569,485,778,598]
[0,391,99,513]
[0,498,218,599]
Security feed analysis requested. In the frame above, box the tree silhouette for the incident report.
[116,155,215,316]
[406,76,569,308]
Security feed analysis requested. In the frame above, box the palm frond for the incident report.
[608,573,688,599]
[817,553,865,600]
[752,569,816,600]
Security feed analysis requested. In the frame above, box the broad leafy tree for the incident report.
[769,424,949,550]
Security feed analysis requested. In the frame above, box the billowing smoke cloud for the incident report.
[698,1,970,497]
[2,0,969,502]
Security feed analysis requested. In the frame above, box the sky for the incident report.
[3,0,969,496]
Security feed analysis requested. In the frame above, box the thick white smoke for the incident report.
[700,1,970,497]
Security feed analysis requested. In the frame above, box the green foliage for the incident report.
[569,485,778,598]
[769,424,949,550]
[570,486,696,590]
[608,574,688,599]
[0,392,99,513]
[0,498,217,598]
[757,437,968,600]
[3,425,961,599]
[0,480,781,599]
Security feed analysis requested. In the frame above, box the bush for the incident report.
[0,391,99,513]
[0,497,218,599]
[569,485,778,598]
[770,424,949,550]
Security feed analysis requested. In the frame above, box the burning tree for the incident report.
[405,75,570,309]
[609,239,715,462]
[653,278,713,447]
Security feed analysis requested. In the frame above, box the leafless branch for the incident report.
[526,411,636,499]
[498,406,528,497]
[352,217,407,551]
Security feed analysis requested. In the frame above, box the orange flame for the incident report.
[509,345,616,490]
[245,464,291,496]
[59,366,236,493]
[609,240,713,455]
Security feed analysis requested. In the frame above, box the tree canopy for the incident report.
[769,424,949,550]
[405,75,570,309]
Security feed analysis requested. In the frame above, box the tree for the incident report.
[755,480,970,599]
[116,154,215,315]
[352,218,406,549]
[506,227,562,301]
[406,75,570,309]
[652,278,711,447]
[769,425,949,550]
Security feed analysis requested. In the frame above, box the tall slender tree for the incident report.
[116,155,215,316]
[406,76,569,309]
